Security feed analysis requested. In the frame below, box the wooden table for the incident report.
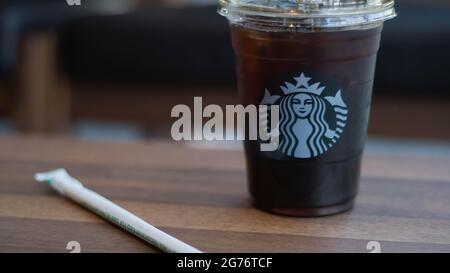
[0,136,449,253]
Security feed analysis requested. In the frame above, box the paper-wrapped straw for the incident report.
[35,168,202,253]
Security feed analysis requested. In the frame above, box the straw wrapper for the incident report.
[35,169,202,253]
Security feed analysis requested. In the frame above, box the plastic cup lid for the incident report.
[219,0,396,29]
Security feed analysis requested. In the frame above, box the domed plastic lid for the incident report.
[219,0,396,30]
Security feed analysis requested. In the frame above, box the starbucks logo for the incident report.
[261,73,348,158]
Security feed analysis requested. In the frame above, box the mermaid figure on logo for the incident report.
[261,73,348,158]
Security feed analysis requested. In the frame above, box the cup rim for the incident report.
[219,0,396,29]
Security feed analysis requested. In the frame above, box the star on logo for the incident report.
[278,73,326,96]
[294,73,311,88]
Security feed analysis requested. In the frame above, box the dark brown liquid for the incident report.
[231,24,383,216]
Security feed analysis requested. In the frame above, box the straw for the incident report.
[35,169,202,253]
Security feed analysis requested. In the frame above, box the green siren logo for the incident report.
[261,73,348,158]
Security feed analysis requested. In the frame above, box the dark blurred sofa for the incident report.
[0,0,135,132]
[1,1,450,135]
[0,0,133,77]
[376,1,450,94]
[59,5,236,86]
[59,2,450,95]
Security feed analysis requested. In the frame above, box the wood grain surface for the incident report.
[0,136,449,253]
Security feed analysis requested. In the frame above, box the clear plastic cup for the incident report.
[219,0,396,216]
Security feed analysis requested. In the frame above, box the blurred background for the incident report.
[0,0,449,152]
